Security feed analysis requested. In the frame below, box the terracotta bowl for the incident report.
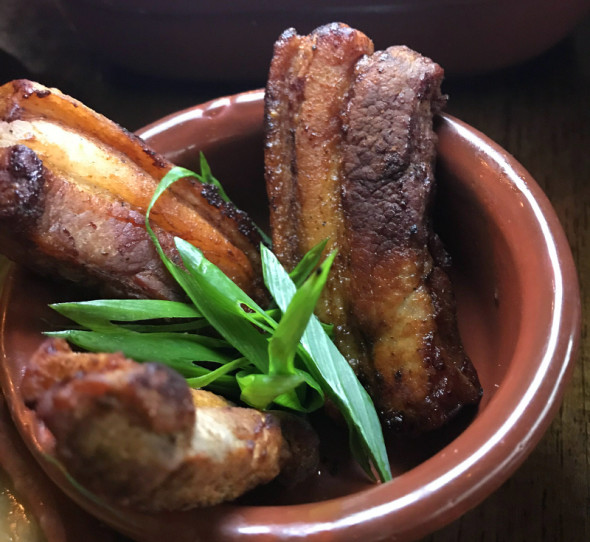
[57,0,590,80]
[0,91,581,541]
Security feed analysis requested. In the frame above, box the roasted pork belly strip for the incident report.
[265,23,374,366]
[0,79,265,300]
[23,339,319,511]
[265,26,481,432]
[0,144,185,300]
[266,23,373,268]
[341,46,480,431]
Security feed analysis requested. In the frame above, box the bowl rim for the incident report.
[0,90,579,542]
[136,91,581,540]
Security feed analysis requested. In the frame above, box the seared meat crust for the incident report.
[265,22,374,367]
[0,80,266,301]
[23,339,319,511]
[0,144,184,300]
[342,46,481,430]
[265,26,481,432]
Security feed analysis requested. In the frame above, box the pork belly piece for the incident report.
[341,46,481,431]
[265,22,374,365]
[0,80,265,301]
[0,144,184,300]
[265,26,481,432]
[23,339,319,511]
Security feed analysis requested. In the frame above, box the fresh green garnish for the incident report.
[48,163,391,483]
[165,156,272,246]
[260,246,391,481]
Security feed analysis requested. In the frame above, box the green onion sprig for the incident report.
[48,162,391,483]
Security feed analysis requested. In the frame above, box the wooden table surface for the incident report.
[1,2,588,541]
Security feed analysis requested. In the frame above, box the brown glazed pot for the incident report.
[0,91,581,541]
[58,0,590,80]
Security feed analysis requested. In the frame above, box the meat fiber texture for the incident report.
[0,80,266,302]
[22,338,319,511]
[265,24,481,433]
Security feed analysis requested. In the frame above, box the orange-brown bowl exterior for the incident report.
[0,91,581,541]
[58,0,590,80]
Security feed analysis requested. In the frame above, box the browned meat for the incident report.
[0,80,266,301]
[23,339,319,511]
[21,336,137,405]
[265,27,481,432]
[0,144,185,300]
[341,46,481,431]
[265,22,374,367]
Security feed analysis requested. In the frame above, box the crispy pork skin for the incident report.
[23,339,319,511]
[265,26,481,432]
[0,80,265,301]
[265,22,374,367]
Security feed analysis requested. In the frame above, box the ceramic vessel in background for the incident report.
[57,0,590,81]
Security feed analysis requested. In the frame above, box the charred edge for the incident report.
[200,183,262,245]
[140,145,169,169]
[117,125,170,170]
[275,27,299,50]
[11,80,50,101]
[0,145,45,227]
[13,79,37,100]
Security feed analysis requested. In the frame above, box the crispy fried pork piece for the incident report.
[265,26,481,432]
[265,22,374,366]
[0,80,265,301]
[23,339,319,511]
[0,144,184,300]
[341,46,480,431]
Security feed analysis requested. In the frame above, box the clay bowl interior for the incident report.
[58,0,590,80]
[0,91,580,541]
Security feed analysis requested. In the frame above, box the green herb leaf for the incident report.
[164,162,272,246]
[268,249,335,376]
[288,239,329,287]
[173,237,271,373]
[46,328,232,366]
[163,240,323,411]
[260,245,392,483]
[52,299,200,321]
[50,299,201,329]
[186,357,249,390]
[237,371,305,410]
[117,321,210,333]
